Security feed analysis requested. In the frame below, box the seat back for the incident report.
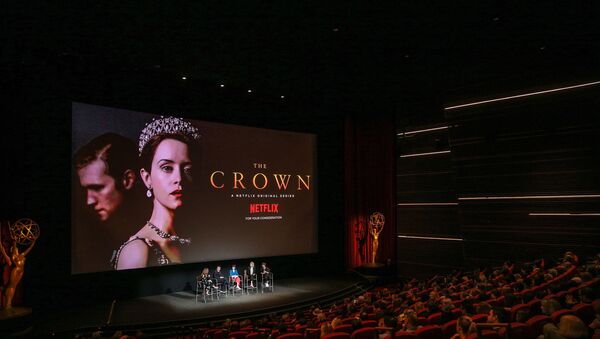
[525,314,551,337]
[442,319,457,337]
[394,331,416,339]
[572,303,595,324]
[415,325,442,339]
[277,333,303,339]
[323,333,351,339]
[550,309,574,323]
[351,327,376,339]
[230,331,249,339]
[333,325,354,334]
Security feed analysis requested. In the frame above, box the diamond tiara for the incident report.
[138,116,200,156]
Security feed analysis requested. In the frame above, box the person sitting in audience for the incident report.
[377,315,396,339]
[451,316,476,339]
[541,298,562,316]
[399,310,420,332]
[351,317,362,332]
[539,314,589,339]
[589,302,600,336]
[320,322,332,338]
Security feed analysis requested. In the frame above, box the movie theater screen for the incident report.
[71,102,317,274]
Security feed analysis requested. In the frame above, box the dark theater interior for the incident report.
[3,2,600,338]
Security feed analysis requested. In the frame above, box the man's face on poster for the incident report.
[78,158,124,222]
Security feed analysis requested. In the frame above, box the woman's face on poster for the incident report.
[146,138,193,211]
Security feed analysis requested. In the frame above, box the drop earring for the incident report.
[146,186,153,198]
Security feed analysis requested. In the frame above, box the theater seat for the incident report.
[572,303,595,324]
[415,325,442,339]
[510,303,530,322]
[498,322,531,339]
[230,331,249,339]
[442,319,457,338]
[394,331,416,339]
[362,320,377,328]
[479,329,501,339]
[426,312,442,325]
[246,332,263,339]
[527,299,541,316]
[470,314,488,323]
[323,333,351,339]
[526,314,552,336]
[278,333,303,339]
[550,309,574,323]
[351,327,376,339]
[333,325,354,334]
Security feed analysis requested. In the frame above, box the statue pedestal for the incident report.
[354,262,390,277]
[0,307,33,335]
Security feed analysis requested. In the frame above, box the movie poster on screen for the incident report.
[71,102,317,274]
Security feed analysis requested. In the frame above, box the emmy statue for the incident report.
[0,218,39,324]
[368,212,385,265]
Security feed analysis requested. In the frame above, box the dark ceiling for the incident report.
[6,1,600,114]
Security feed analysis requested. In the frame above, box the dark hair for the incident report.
[140,133,200,173]
[75,133,138,190]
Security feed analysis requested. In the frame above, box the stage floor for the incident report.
[38,274,368,336]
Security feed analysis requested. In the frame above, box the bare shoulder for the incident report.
[116,238,149,270]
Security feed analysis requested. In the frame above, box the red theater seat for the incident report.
[479,329,501,339]
[442,319,457,338]
[527,299,541,316]
[351,327,376,339]
[323,333,351,339]
[550,309,574,323]
[499,322,531,339]
[394,331,416,339]
[342,317,355,325]
[333,325,354,334]
[277,333,303,339]
[572,303,595,325]
[230,331,249,339]
[526,314,552,336]
[510,303,530,322]
[415,325,442,339]
[426,312,442,325]
[470,314,488,324]
[362,320,377,328]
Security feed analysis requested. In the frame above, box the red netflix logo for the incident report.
[249,203,279,213]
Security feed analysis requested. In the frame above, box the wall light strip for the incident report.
[397,235,464,241]
[459,194,600,201]
[397,126,449,136]
[397,202,458,206]
[444,81,600,110]
[529,213,600,216]
[400,150,451,158]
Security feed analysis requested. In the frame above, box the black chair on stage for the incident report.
[196,276,219,303]
[261,271,274,293]
[244,271,259,294]
[228,275,243,296]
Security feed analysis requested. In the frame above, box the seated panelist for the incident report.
[229,264,241,289]
[213,265,228,287]
[244,261,257,287]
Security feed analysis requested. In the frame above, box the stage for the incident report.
[36,273,371,337]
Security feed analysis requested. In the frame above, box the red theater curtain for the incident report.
[344,113,396,270]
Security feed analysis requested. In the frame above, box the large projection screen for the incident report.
[71,102,317,274]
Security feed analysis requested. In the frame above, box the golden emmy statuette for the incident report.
[368,212,385,264]
[0,218,40,311]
